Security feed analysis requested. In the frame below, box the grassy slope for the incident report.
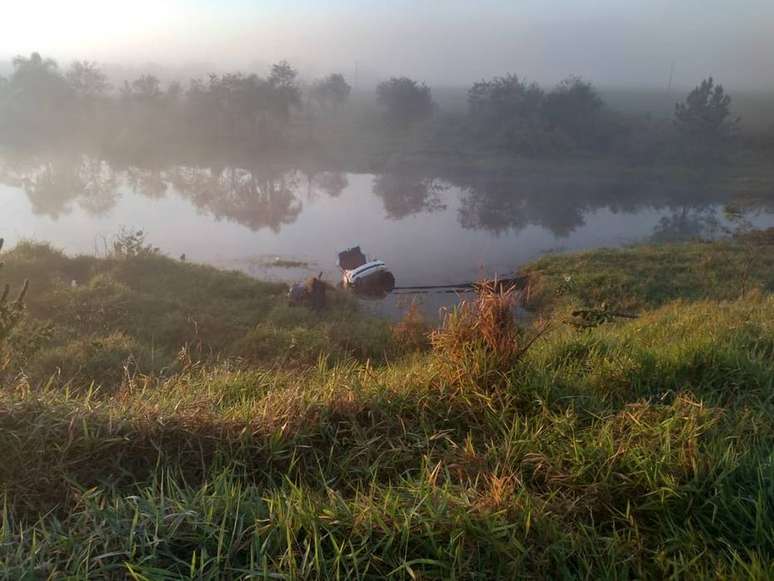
[1,242,393,383]
[1,240,773,578]
[522,236,774,313]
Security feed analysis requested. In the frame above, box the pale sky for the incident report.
[1,0,772,89]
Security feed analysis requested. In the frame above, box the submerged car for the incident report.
[338,246,395,297]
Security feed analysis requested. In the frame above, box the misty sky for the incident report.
[1,0,773,89]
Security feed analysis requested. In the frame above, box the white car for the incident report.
[342,260,388,287]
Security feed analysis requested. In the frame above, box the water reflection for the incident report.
[0,151,771,243]
[451,170,736,238]
[168,166,303,232]
[1,154,118,218]
[650,207,723,242]
[372,172,447,219]
[312,171,349,198]
[126,167,168,199]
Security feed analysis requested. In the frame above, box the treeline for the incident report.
[438,75,744,163]
[0,52,751,165]
[0,53,310,154]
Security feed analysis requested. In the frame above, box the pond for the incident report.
[1,154,772,319]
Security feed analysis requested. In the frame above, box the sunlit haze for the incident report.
[2,0,773,89]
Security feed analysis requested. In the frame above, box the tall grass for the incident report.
[432,281,547,388]
[0,242,395,387]
[0,240,772,577]
[522,236,774,313]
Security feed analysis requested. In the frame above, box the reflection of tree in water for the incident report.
[299,170,349,200]
[73,158,120,215]
[650,206,722,242]
[372,173,447,219]
[449,168,754,239]
[1,151,304,233]
[457,179,528,234]
[456,176,586,237]
[1,155,119,218]
[169,166,303,232]
[2,147,770,242]
[127,167,168,199]
[313,172,349,197]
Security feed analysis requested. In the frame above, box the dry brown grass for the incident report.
[431,281,548,387]
[392,299,431,352]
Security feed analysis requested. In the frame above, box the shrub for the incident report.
[110,228,159,258]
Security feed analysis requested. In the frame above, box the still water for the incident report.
[1,157,772,318]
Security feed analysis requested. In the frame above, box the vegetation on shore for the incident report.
[0,240,393,385]
[0,236,772,578]
[2,51,771,174]
[522,230,774,313]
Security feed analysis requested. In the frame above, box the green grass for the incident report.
[0,239,773,578]
[0,242,393,385]
[521,235,774,315]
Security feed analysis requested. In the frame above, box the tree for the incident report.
[376,77,433,127]
[66,61,110,100]
[165,81,183,103]
[311,73,351,111]
[4,52,73,141]
[542,76,605,150]
[11,52,60,82]
[674,77,738,161]
[124,74,162,102]
[463,74,612,155]
[268,61,301,122]
[466,75,545,153]
[468,75,543,125]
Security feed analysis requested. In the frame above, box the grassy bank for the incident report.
[522,233,774,313]
[1,238,773,578]
[0,241,393,385]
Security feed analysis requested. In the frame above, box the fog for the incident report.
[2,0,773,90]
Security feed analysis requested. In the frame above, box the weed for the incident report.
[110,228,159,258]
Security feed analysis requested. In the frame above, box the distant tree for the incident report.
[125,74,162,101]
[66,61,110,100]
[116,74,176,149]
[165,80,183,102]
[376,77,434,127]
[184,72,282,144]
[466,75,546,153]
[268,61,301,122]
[11,52,61,82]
[542,76,605,150]
[468,75,543,124]
[3,52,72,141]
[674,77,738,161]
[311,73,351,111]
[0,76,8,114]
